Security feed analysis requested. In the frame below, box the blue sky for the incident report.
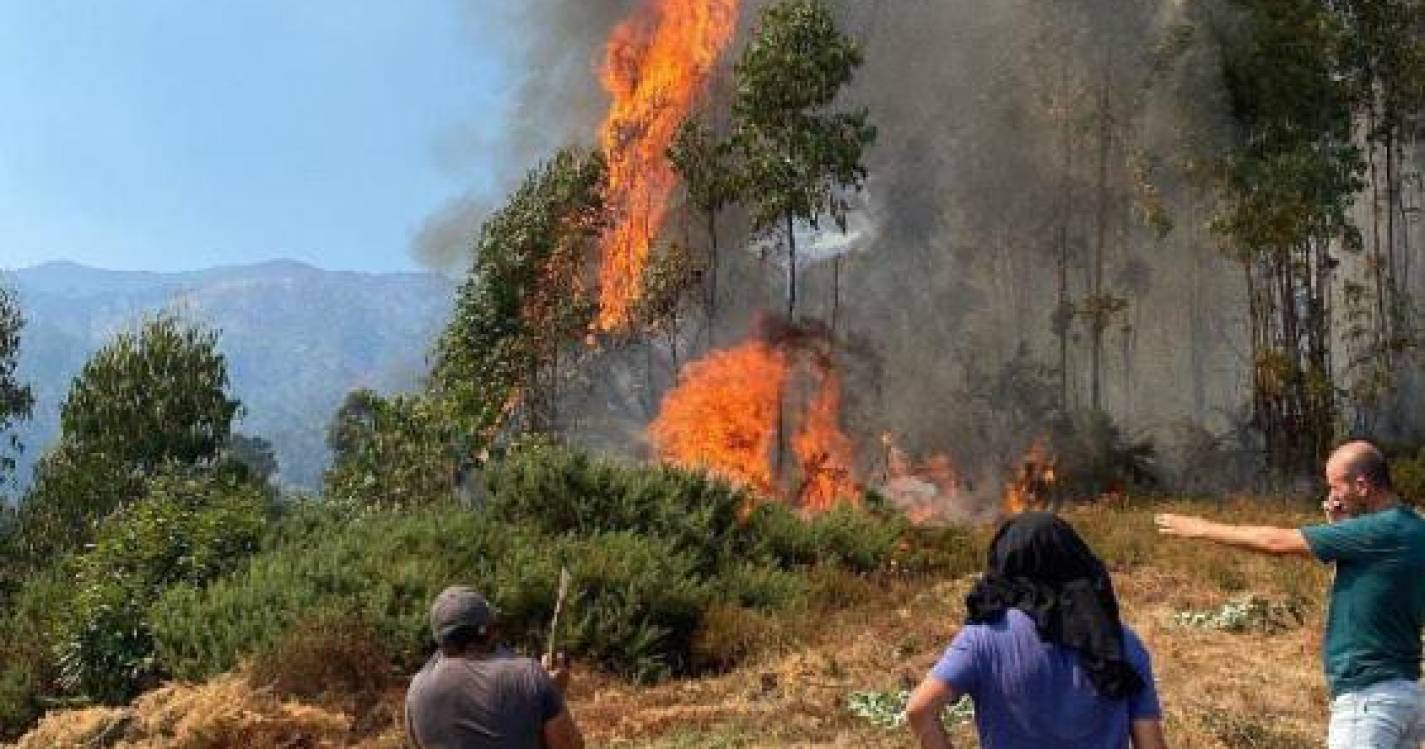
[0,2,516,273]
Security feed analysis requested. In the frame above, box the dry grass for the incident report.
[9,498,1338,748]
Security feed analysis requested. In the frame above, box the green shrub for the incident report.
[53,471,270,703]
[557,532,709,681]
[323,390,460,508]
[152,506,711,683]
[150,448,908,693]
[890,524,986,578]
[151,508,507,681]
[0,564,75,739]
[743,502,904,572]
[714,562,808,610]
[482,445,747,572]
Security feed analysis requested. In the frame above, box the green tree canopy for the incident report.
[731,0,876,318]
[7,315,243,571]
[60,314,241,472]
[431,148,608,447]
[324,389,458,507]
[0,283,34,483]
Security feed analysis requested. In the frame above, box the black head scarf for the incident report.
[964,511,1144,700]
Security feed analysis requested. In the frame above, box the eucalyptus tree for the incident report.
[731,0,876,321]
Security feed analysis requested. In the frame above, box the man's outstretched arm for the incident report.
[1155,514,1312,556]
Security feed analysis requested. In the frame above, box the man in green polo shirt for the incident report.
[1156,440,1425,748]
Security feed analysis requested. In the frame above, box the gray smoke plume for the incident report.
[790,0,1254,487]
[413,0,639,272]
[439,0,1423,500]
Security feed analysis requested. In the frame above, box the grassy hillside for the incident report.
[10,497,1335,748]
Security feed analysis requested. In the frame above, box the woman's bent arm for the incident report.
[1130,718,1167,749]
[905,676,957,749]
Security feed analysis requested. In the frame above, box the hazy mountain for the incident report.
[5,260,456,490]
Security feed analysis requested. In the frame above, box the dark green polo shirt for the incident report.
[1301,505,1425,696]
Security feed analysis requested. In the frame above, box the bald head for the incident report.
[1328,440,1393,493]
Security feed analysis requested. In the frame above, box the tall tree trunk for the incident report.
[1059,229,1070,412]
[1057,72,1075,413]
[1189,196,1208,422]
[785,211,798,320]
[1401,137,1413,301]
[1368,103,1390,350]
[1387,128,1399,298]
[1091,72,1111,414]
[669,311,679,372]
[706,211,719,347]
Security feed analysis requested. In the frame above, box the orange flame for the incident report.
[649,330,861,511]
[648,339,787,495]
[792,367,859,511]
[595,0,742,330]
[1003,439,1057,515]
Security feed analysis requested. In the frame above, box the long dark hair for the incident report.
[964,512,1144,699]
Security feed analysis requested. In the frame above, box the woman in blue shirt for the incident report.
[907,512,1167,749]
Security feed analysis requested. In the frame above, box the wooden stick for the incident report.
[546,566,572,663]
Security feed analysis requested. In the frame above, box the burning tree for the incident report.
[432,149,609,454]
[595,0,742,331]
[668,116,740,342]
[632,240,706,370]
[732,0,877,321]
[649,321,860,511]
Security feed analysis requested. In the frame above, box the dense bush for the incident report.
[150,508,717,682]
[323,389,460,508]
[481,445,747,572]
[153,450,909,686]
[4,446,143,581]
[485,446,904,574]
[0,565,74,738]
[151,509,503,682]
[52,471,271,703]
[742,501,905,573]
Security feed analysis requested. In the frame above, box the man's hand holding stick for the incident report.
[542,567,573,694]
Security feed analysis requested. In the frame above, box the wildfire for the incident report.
[1002,439,1057,515]
[649,325,861,511]
[792,367,858,512]
[595,0,742,330]
[648,339,787,495]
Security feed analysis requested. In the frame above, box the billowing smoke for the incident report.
[429,0,1422,499]
[793,0,1257,489]
[412,0,639,272]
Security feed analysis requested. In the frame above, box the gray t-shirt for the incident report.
[405,650,566,749]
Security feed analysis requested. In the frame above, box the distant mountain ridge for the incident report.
[6,260,456,489]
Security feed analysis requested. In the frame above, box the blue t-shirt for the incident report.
[930,608,1161,749]
[1301,504,1425,696]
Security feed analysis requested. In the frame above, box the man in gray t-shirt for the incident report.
[406,586,584,749]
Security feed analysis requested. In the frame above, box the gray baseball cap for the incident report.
[430,585,496,644]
